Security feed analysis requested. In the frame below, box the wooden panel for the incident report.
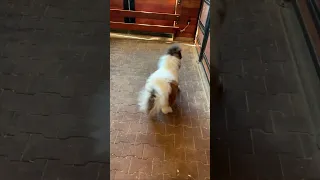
[181,0,202,17]
[110,0,122,9]
[109,0,202,38]
[110,21,179,33]
[110,9,192,24]
[200,2,209,26]
[176,0,202,38]
[135,0,176,26]
[204,33,210,64]
[175,17,199,38]
[110,1,123,22]
[110,9,179,21]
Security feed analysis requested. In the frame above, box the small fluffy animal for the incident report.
[138,44,182,117]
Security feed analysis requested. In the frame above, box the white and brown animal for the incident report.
[138,44,182,117]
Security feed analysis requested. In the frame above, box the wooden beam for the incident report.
[110,9,179,21]
[110,21,179,33]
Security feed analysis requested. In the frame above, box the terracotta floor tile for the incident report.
[114,171,138,180]
[128,157,153,175]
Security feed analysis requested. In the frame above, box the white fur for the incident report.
[138,54,181,116]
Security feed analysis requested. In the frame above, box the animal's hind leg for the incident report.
[159,94,172,114]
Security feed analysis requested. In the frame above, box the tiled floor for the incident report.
[212,0,320,179]
[110,38,210,179]
[0,0,109,179]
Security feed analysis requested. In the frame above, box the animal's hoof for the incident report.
[161,107,173,114]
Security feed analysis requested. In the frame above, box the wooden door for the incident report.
[110,0,202,39]
[135,0,177,26]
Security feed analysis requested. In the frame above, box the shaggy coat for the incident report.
[138,44,182,117]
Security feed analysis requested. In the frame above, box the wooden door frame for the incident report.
[195,0,210,83]
[293,0,320,78]
[198,7,210,63]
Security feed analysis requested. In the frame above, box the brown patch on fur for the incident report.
[146,80,180,114]
[169,80,179,106]
[147,91,156,114]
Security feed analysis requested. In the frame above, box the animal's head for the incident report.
[166,44,182,59]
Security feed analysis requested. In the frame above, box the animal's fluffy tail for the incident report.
[138,88,151,112]
[148,95,161,117]
[138,88,161,117]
